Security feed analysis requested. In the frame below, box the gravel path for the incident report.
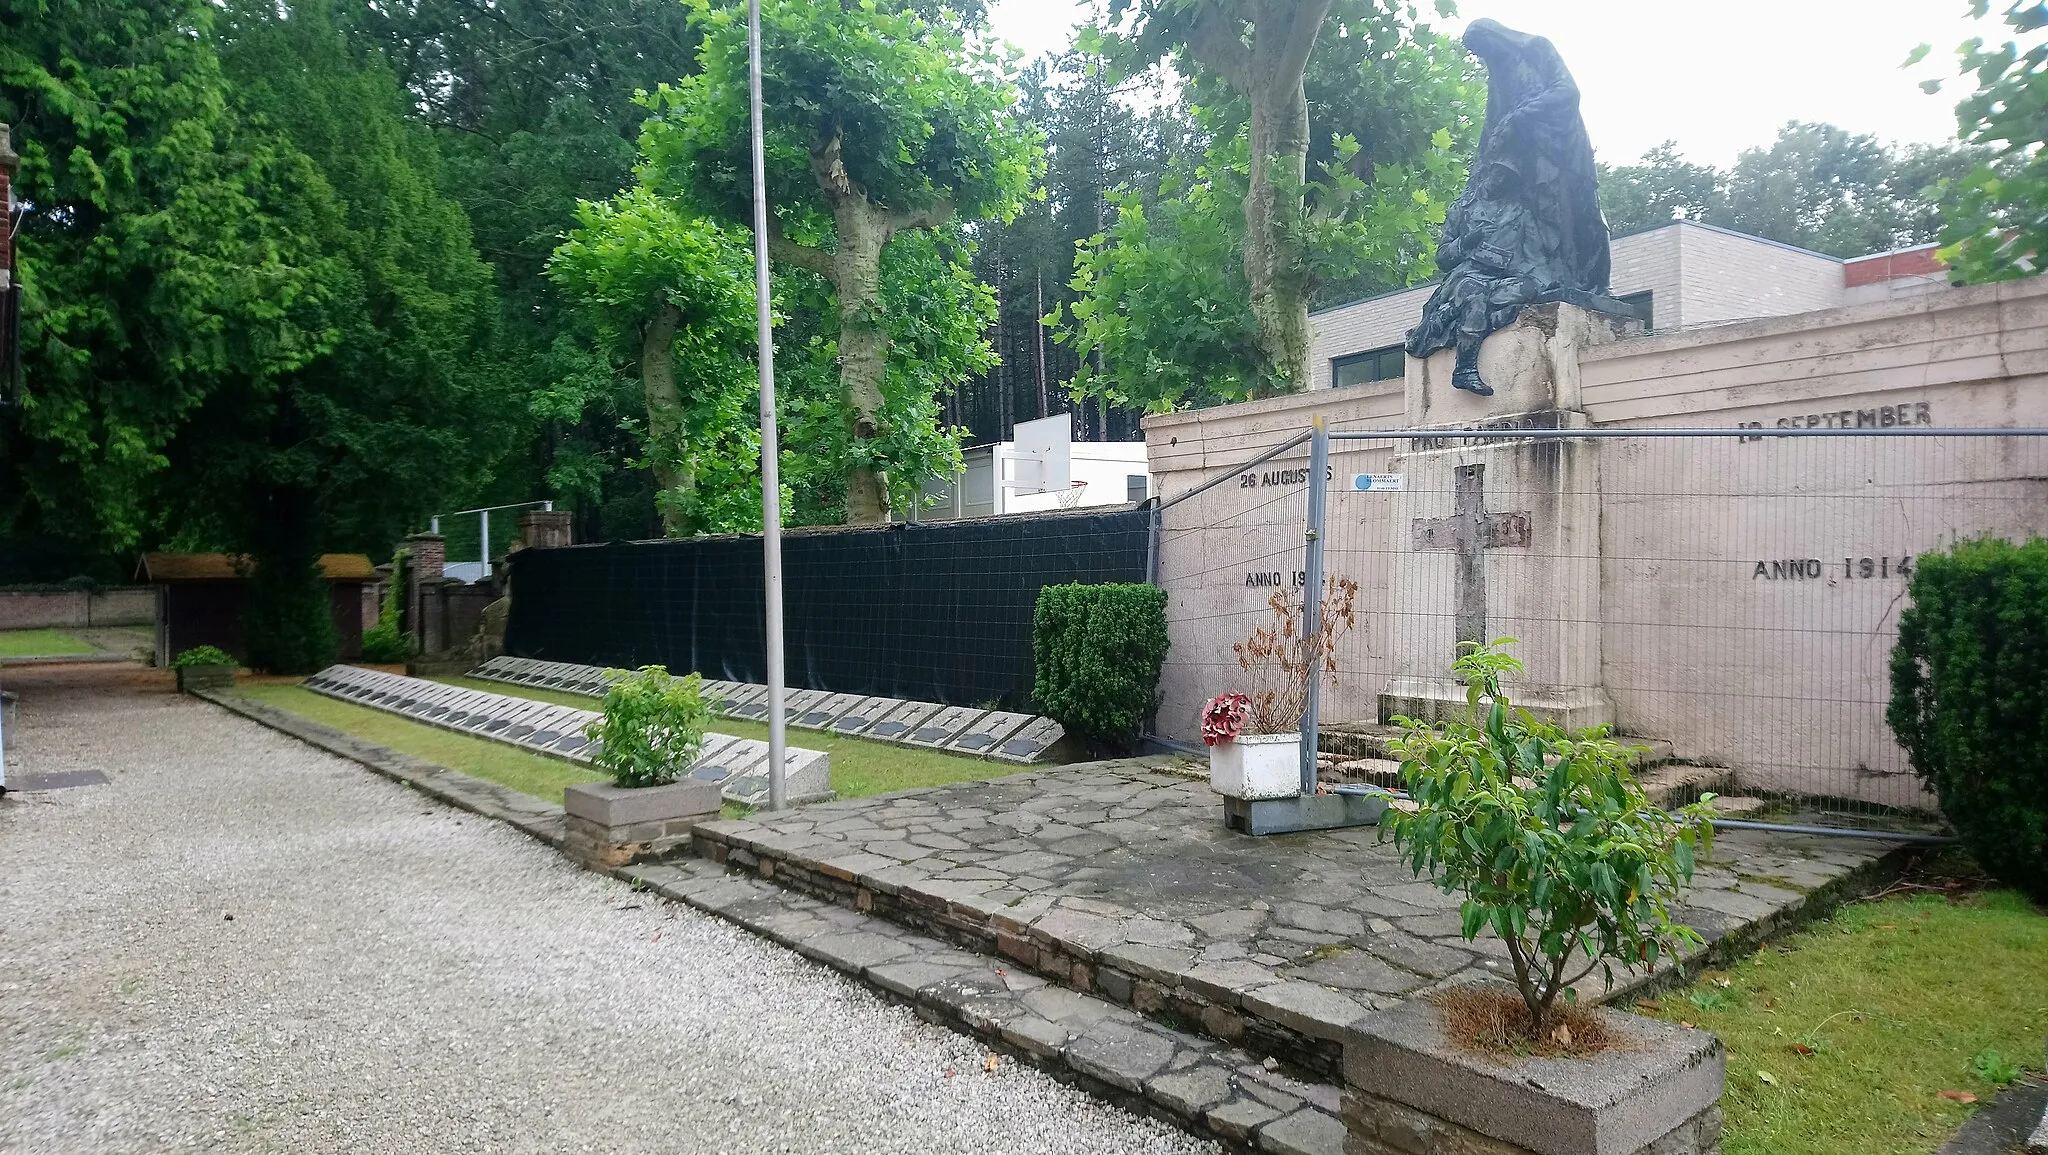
[0,670,1217,1155]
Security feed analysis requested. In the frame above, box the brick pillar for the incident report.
[405,533,444,652]
[518,509,573,550]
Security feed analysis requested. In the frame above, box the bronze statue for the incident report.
[1406,19,1625,396]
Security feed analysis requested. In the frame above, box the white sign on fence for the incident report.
[1350,473,1405,492]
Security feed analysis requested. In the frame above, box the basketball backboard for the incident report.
[1005,412,1072,495]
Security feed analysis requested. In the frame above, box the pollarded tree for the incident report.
[641,0,1041,524]
[1105,0,1338,392]
[547,187,761,536]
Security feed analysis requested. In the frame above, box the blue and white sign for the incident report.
[1351,473,1406,492]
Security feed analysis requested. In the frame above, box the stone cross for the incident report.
[1410,463,1531,651]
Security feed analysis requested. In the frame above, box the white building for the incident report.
[911,429,1150,523]
[1307,222,1954,393]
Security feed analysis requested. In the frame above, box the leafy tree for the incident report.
[0,0,336,552]
[184,0,513,670]
[1067,2,1479,409]
[1928,0,2048,282]
[547,188,760,535]
[1595,142,1721,234]
[344,0,704,538]
[641,0,1041,524]
[1599,124,1991,257]
[1102,0,1338,392]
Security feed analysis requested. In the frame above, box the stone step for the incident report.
[621,857,1345,1155]
[1318,720,1677,768]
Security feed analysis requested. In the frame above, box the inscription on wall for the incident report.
[1737,400,1933,442]
[1752,555,1916,580]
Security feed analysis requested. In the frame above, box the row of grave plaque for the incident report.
[301,665,832,807]
[469,656,1065,764]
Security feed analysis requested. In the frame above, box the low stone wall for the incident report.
[0,587,154,630]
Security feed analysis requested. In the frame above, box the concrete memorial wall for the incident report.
[1147,276,2048,808]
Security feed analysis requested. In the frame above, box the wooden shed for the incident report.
[137,553,375,667]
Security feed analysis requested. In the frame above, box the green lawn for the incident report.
[236,683,603,804]
[1642,882,2048,1155]
[432,674,1024,800]
[0,628,96,657]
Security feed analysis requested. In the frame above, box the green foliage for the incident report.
[1887,537,2048,900]
[639,0,1039,522]
[1062,2,1480,409]
[1,0,339,550]
[1385,641,1717,1035]
[1031,583,1169,753]
[648,0,1040,235]
[241,540,338,676]
[584,666,714,789]
[359,574,414,664]
[547,187,762,534]
[1933,1,2048,283]
[170,646,237,669]
[1969,1046,2022,1088]
[1598,124,1991,258]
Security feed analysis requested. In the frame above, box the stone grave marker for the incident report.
[990,717,1066,763]
[865,700,945,742]
[827,697,904,735]
[904,704,988,749]
[722,747,833,807]
[792,692,867,730]
[945,710,1035,756]
[714,683,768,715]
[779,688,832,723]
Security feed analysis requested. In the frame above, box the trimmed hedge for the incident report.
[1888,537,2048,900]
[1032,582,1169,754]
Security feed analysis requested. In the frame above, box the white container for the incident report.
[1208,732,1304,800]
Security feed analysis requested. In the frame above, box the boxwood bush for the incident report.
[1032,582,1169,754]
[1888,537,2048,900]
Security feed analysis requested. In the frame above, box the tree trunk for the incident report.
[640,301,695,537]
[1243,67,1315,394]
[833,201,891,525]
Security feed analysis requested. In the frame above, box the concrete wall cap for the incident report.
[1343,989,1724,1155]
[563,779,722,827]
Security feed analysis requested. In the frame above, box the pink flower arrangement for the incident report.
[1201,692,1251,746]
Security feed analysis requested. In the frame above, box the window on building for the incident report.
[1126,474,1148,503]
[1618,290,1653,331]
[1331,344,1406,388]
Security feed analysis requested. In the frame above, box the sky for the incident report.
[985,0,2017,168]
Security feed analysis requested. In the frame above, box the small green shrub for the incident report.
[170,645,236,669]
[1888,537,2048,900]
[1385,641,1716,1038]
[584,665,712,788]
[1032,582,1169,753]
[359,574,413,663]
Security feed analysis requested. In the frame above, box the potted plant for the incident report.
[171,646,238,693]
[1345,640,1726,1154]
[561,665,723,866]
[1205,577,1357,799]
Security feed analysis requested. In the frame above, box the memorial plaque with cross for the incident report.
[1410,462,1531,651]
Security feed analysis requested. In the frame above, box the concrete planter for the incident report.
[1344,987,1725,1155]
[562,778,722,867]
[1208,731,1302,799]
[176,665,236,693]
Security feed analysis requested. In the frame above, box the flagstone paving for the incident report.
[693,758,1916,1080]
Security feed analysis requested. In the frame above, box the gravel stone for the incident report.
[0,673,1217,1155]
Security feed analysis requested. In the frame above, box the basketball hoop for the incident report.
[1055,480,1088,509]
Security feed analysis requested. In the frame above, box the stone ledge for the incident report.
[1343,993,1723,1155]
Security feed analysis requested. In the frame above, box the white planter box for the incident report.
[1209,732,1304,800]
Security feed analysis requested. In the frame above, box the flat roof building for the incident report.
[1309,220,1953,394]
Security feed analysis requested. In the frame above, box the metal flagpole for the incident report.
[748,0,788,810]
